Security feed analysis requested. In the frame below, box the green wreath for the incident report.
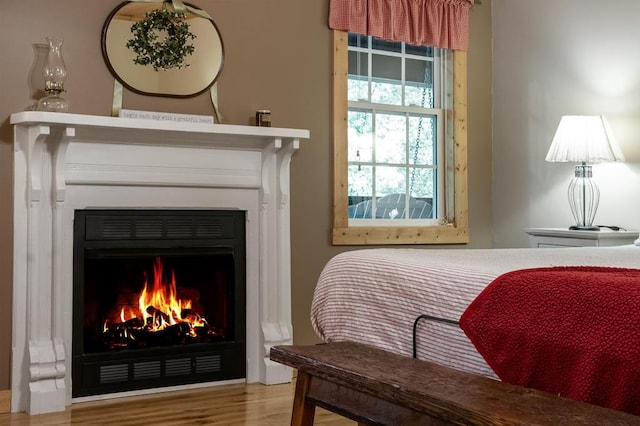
[126,8,197,71]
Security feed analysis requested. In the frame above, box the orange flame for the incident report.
[112,257,207,334]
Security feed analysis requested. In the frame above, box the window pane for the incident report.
[348,51,369,78]
[375,113,406,164]
[348,79,368,102]
[348,51,369,102]
[408,168,434,198]
[405,44,434,57]
[348,33,368,48]
[375,166,406,197]
[372,37,401,53]
[371,54,400,80]
[371,54,401,105]
[348,165,372,196]
[405,59,433,108]
[348,110,373,162]
[348,195,374,219]
[371,80,402,105]
[408,115,435,165]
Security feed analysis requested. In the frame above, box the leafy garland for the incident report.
[126,8,197,71]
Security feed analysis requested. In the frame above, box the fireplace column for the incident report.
[258,137,298,384]
[13,123,74,414]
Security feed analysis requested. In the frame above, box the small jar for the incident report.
[256,110,271,127]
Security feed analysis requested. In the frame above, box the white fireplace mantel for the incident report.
[10,111,309,414]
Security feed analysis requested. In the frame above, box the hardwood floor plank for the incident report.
[0,390,10,414]
[0,381,355,425]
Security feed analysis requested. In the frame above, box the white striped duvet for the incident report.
[310,245,640,379]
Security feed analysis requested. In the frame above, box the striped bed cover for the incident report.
[310,245,640,379]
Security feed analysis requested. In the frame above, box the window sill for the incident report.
[332,224,469,245]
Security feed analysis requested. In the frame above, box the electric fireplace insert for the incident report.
[72,210,246,398]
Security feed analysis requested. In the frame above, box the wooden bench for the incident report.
[270,342,640,426]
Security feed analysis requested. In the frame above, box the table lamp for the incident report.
[545,115,625,231]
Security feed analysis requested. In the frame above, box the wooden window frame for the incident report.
[332,30,469,245]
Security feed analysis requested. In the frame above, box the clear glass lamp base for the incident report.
[38,93,69,112]
[567,164,599,232]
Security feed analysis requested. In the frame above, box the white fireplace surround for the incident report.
[10,111,309,414]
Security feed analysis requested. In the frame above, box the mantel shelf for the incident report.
[10,111,310,148]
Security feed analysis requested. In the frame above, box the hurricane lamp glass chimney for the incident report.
[37,37,69,112]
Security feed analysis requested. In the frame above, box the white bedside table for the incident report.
[524,227,639,248]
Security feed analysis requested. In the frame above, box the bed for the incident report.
[310,245,640,415]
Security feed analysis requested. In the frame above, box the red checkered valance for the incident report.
[329,0,474,51]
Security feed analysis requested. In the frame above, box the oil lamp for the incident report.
[37,37,69,112]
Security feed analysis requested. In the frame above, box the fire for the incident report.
[106,257,208,337]
[140,258,190,329]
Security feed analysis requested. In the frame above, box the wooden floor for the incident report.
[0,380,355,425]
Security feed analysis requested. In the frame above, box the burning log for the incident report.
[112,317,144,329]
[194,326,225,341]
[103,322,194,349]
[146,305,171,326]
[102,327,141,349]
[133,322,192,346]
[181,308,206,325]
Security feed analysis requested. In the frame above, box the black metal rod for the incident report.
[412,314,459,358]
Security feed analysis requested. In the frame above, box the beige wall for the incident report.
[492,0,640,247]
[0,0,493,390]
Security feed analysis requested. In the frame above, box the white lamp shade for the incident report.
[545,115,625,163]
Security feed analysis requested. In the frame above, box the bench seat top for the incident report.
[270,342,639,426]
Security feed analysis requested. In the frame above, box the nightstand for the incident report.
[524,227,639,248]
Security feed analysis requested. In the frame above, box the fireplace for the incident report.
[72,210,246,397]
[10,111,309,414]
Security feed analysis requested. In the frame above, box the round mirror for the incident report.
[101,1,224,97]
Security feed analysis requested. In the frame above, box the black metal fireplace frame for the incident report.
[72,209,246,398]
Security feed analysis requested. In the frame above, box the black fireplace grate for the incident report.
[134,361,160,380]
[98,355,223,385]
[100,364,128,384]
[196,355,222,373]
[166,358,191,376]
[85,213,232,241]
[85,349,232,395]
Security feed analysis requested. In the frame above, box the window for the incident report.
[332,30,469,245]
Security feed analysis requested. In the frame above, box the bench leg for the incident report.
[291,371,316,426]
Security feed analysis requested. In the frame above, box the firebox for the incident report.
[72,210,246,398]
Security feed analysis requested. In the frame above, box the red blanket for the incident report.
[460,266,640,415]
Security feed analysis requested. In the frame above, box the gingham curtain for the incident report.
[329,0,474,51]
